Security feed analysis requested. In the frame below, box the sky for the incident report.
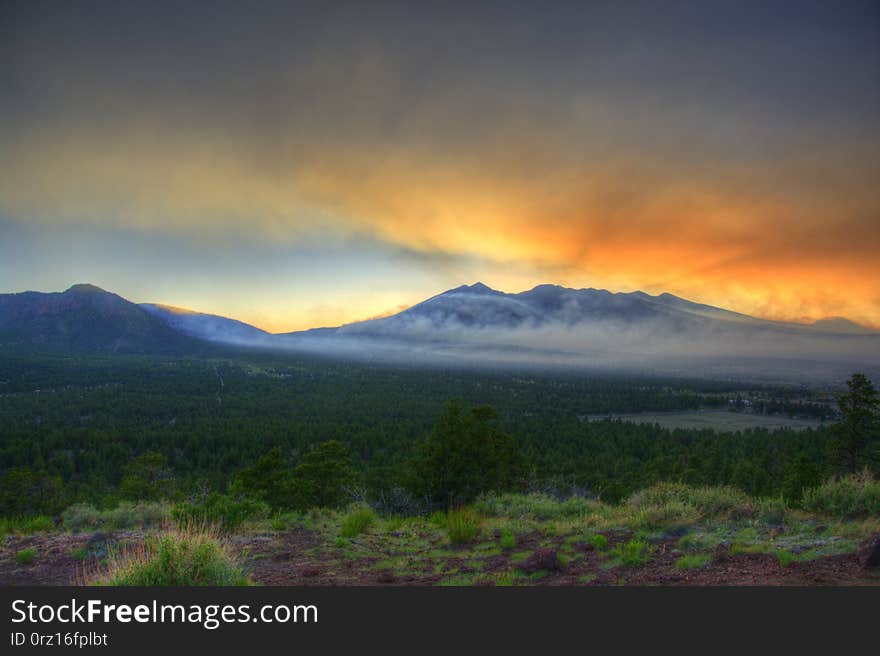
[1,0,878,332]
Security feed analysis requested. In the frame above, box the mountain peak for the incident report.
[809,317,875,334]
[445,282,499,295]
[65,283,107,295]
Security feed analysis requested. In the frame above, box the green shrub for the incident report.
[609,539,649,567]
[776,550,797,567]
[16,548,37,565]
[757,497,787,525]
[674,553,712,570]
[62,502,170,532]
[590,534,608,551]
[630,500,699,531]
[499,529,516,550]
[677,532,722,551]
[0,515,55,536]
[172,493,268,532]
[474,492,598,520]
[267,512,300,531]
[495,571,520,586]
[90,526,250,586]
[446,507,481,544]
[72,547,89,560]
[339,505,377,538]
[60,504,101,531]
[427,511,446,527]
[627,482,754,519]
[801,471,880,517]
[383,516,404,533]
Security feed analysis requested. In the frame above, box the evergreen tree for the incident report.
[119,452,176,501]
[417,401,521,506]
[231,447,304,510]
[832,374,879,474]
[293,441,356,508]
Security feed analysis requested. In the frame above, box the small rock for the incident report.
[518,548,560,573]
[376,570,395,584]
[301,567,321,578]
[574,542,595,552]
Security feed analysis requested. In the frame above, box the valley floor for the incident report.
[587,409,823,432]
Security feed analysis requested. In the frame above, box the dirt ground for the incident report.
[2,528,878,586]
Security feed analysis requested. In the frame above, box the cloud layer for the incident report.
[2,1,878,328]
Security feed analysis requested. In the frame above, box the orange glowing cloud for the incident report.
[1,121,878,330]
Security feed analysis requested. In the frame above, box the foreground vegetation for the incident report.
[2,479,878,586]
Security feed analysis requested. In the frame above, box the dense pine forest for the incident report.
[2,346,865,521]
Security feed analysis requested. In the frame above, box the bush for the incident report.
[609,539,649,567]
[16,548,37,565]
[627,482,754,519]
[499,529,516,550]
[757,497,787,525]
[474,492,598,520]
[89,526,251,586]
[270,513,300,531]
[674,553,711,570]
[339,505,377,538]
[589,534,608,551]
[62,502,170,532]
[776,550,797,567]
[427,511,447,527]
[801,471,880,518]
[0,515,55,536]
[446,507,481,544]
[630,500,699,531]
[172,493,268,532]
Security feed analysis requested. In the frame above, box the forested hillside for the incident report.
[0,348,857,517]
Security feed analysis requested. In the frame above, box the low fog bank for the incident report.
[264,317,880,384]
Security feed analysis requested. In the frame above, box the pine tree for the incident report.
[832,374,879,474]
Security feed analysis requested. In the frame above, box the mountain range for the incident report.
[0,284,202,354]
[281,282,875,339]
[1,282,877,379]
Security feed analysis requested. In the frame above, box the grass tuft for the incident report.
[16,548,37,565]
[0,516,55,536]
[608,539,649,567]
[87,524,251,586]
[339,505,377,538]
[589,534,608,551]
[446,507,482,545]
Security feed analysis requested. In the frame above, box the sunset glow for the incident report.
[2,1,878,332]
